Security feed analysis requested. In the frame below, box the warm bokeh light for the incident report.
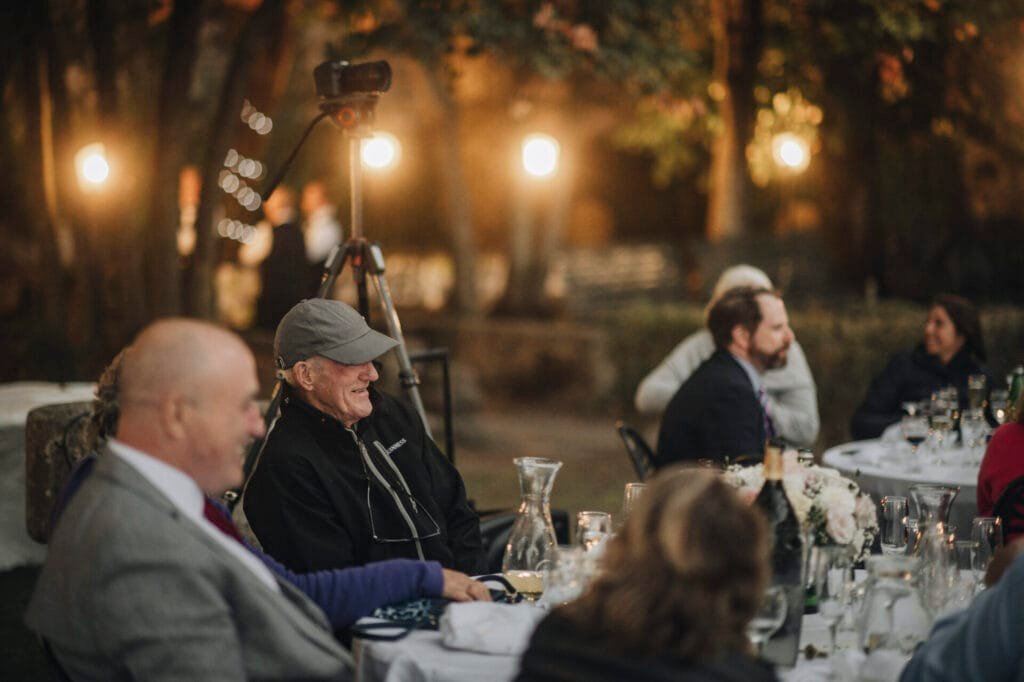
[361,132,400,170]
[75,143,110,187]
[771,133,810,173]
[522,134,559,177]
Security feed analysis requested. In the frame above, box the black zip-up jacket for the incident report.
[850,344,993,440]
[244,385,485,575]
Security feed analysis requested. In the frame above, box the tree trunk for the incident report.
[706,0,762,241]
[145,0,204,317]
[86,0,148,356]
[190,0,284,318]
[423,69,480,316]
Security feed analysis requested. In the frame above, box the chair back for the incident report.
[615,421,656,481]
[993,474,1024,543]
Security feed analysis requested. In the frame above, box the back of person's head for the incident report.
[707,286,773,350]
[932,294,986,361]
[561,467,769,661]
[704,265,773,320]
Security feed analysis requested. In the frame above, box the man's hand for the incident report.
[440,569,492,602]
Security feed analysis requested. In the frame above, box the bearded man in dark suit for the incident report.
[656,286,794,466]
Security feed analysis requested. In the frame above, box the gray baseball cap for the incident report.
[274,299,397,369]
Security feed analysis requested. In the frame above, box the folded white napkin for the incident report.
[439,602,545,655]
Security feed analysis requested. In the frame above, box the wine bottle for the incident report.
[756,442,803,585]
[755,441,804,666]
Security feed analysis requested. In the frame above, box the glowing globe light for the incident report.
[76,143,111,187]
[522,134,559,177]
[361,133,400,170]
[771,133,810,173]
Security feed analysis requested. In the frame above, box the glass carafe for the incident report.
[858,555,930,654]
[502,457,562,600]
[909,484,959,619]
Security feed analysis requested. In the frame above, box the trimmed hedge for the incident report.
[602,300,1024,450]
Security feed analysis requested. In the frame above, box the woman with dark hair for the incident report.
[516,468,777,682]
[851,295,993,440]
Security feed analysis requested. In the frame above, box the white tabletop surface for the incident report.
[354,607,909,682]
[822,438,980,534]
[0,381,96,428]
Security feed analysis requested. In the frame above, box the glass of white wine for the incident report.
[503,569,545,603]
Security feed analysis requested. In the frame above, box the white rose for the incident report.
[826,511,856,546]
[818,486,856,518]
[854,494,877,529]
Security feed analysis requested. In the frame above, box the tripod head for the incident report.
[320,93,381,136]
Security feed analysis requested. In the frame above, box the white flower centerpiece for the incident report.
[724,450,878,562]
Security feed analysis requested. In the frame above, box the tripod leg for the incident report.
[365,245,434,439]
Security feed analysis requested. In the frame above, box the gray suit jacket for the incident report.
[25,450,353,681]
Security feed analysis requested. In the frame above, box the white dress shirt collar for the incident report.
[107,438,280,593]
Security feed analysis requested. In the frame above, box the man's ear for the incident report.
[731,324,751,352]
[293,361,316,390]
[163,393,189,440]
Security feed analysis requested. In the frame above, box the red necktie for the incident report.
[203,498,245,545]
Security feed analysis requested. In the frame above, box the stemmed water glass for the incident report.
[575,511,612,554]
[971,516,1004,583]
[621,483,647,525]
[815,550,852,655]
[880,496,909,556]
[746,586,788,657]
[990,390,1010,425]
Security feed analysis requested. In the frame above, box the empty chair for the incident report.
[616,421,656,481]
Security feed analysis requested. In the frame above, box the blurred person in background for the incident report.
[301,180,342,268]
[656,287,794,465]
[516,467,777,682]
[851,294,993,440]
[252,186,318,330]
[635,265,819,448]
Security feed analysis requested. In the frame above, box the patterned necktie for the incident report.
[757,386,777,440]
[203,498,245,545]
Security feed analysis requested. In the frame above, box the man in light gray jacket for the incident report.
[635,264,819,447]
[26,319,353,680]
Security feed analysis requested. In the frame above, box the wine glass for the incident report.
[746,585,788,657]
[971,516,1004,580]
[575,511,611,554]
[880,496,909,556]
[901,414,929,466]
[959,409,988,463]
[815,551,851,655]
[621,483,647,525]
[967,374,988,411]
[990,389,1009,425]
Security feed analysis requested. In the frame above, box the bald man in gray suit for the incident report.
[26,319,353,680]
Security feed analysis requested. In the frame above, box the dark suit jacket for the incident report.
[655,350,766,466]
[25,450,353,681]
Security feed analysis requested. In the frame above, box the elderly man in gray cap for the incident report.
[244,299,486,575]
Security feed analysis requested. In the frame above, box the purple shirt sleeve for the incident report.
[251,546,444,629]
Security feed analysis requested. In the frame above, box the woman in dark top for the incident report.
[516,468,777,682]
[851,294,993,440]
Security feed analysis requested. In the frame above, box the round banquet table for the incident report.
[821,438,981,535]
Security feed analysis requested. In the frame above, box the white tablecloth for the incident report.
[354,607,909,682]
[822,439,980,535]
[0,381,95,570]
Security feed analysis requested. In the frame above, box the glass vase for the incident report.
[502,457,562,599]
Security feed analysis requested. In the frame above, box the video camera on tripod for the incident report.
[313,60,391,130]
